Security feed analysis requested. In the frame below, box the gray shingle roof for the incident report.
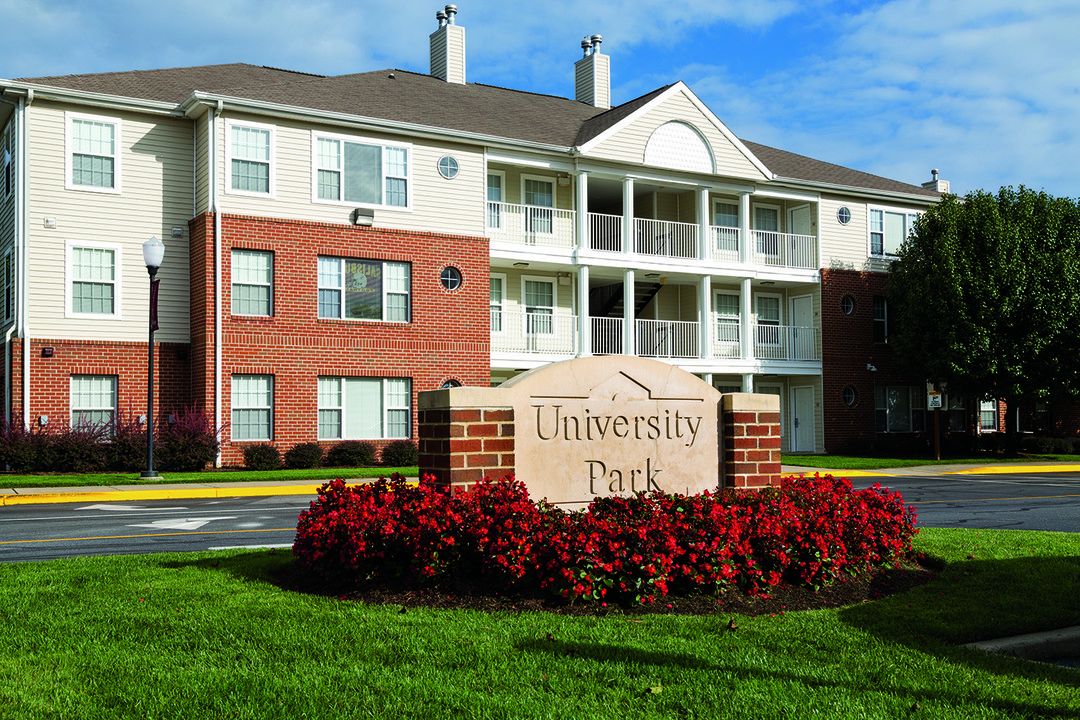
[12,63,938,197]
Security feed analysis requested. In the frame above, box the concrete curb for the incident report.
[964,626,1080,664]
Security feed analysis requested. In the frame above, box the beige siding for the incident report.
[585,90,768,182]
[495,269,575,316]
[195,113,210,214]
[215,112,486,236]
[818,194,870,268]
[25,101,193,343]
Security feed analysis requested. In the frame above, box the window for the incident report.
[753,204,780,258]
[487,171,505,228]
[318,257,410,322]
[714,292,740,353]
[713,200,739,255]
[837,206,852,225]
[66,112,120,192]
[869,207,919,256]
[437,156,459,179]
[841,295,854,315]
[314,132,409,208]
[228,121,273,195]
[842,387,856,406]
[1035,401,1049,432]
[318,377,411,439]
[232,250,273,316]
[946,395,967,432]
[755,294,781,346]
[875,386,925,433]
[873,296,887,343]
[440,266,462,291]
[523,277,555,335]
[67,242,120,318]
[980,399,998,432]
[232,374,273,441]
[71,375,117,429]
[490,274,505,332]
[523,176,554,236]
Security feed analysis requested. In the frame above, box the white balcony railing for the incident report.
[486,202,576,249]
[713,320,741,358]
[591,316,624,355]
[753,324,820,361]
[636,319,699,359]
[752,231,817,269]
[490,308,578,356]
[709,226,741,263]
[634,219,699,260]
[589,212,623,253]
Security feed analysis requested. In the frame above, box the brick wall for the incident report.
[419,405,515,489]
[721,393,781,489]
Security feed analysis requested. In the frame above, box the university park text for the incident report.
[532,404,702,448]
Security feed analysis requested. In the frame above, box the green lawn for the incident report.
[782,454,1080,470]
[1,528,1077,719]
[0,466,418,489]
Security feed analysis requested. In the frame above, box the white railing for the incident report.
[491,309,578,356]
[636,319,699,359]
[634,219,699,260]
[590,317,625,355]
[713,320,741,358]
[752,231,817,269]
[710,226,741,263]
[486,202,576,249]
[753,324,820,361]
[589,212,623,253]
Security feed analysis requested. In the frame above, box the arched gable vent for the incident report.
[643,121,715,174]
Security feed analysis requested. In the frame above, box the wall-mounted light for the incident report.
[41,347,54,358]
[867,364,877,372]
[513,262,529,268]
[351,208,375,226]
[644,273,661,279]
[760,280,776,286]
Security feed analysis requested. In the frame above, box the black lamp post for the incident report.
[141,235,164,478]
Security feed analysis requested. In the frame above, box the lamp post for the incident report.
[141,236,165,478]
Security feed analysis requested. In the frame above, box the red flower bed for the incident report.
[292,473,917,605]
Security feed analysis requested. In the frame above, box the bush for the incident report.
[243,443,282,471]
[293,473,918,606]
[50,425,109,473]
[1053,437,1076,455]
[108,412,150,472]
[325,440,376,467]
[1022,436,1057,454]
[380,439,418,467]
[284,442,324,470]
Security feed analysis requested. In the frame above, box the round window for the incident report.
[842,387,856,406]
[441,379,462,389]
[440,266,462,291]
[837,206,852,225]
[437,156,459,180]
[841,295,855,315]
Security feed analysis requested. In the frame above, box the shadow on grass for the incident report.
[161,547,295,586]
[516,636,714,670]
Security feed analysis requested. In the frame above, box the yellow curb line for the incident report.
[0,485,323,506]
[787,470,896,477]
[947,465,1080,475]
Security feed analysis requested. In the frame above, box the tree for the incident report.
[888,186,1080,453]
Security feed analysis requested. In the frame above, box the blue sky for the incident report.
[2,0,1078,198]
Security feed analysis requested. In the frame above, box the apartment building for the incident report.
[0,8,953,464]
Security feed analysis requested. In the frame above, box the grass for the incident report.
[782,453,1080,470]
[1,528,1078,719]
[0,466,419,489]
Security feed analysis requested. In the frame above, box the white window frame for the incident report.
[521,174,556,237]
[231,374,274,441]
[231,249,273,317]
[712,199,739,228]
[70,374,117,429]
[490,272,506,334]
[486,170,506,229]
[713,290,740,348]
[226,119,275,198]
[752,202,781,258]
[317,376,412,440]
[65,240,122,319]
[521,275,557,337]
[873,295,888,344]
[980,399,999,432]
[868,205,920,258]
[310,130,412,210]
[754,292,782,348]
[317,257,411,323]
[65,111,121,194]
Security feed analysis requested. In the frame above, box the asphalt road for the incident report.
[2,471,1079,563]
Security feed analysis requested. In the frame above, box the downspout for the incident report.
[210,100,223,466]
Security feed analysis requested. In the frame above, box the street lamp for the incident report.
[141,235,165,478]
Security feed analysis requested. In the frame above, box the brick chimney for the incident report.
[430,5,466,84]
[575,34,610,109]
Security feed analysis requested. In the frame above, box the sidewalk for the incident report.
[3,463,1080,506]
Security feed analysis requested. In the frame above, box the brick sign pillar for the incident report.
[721,393,782,489]
[418,387,515,490]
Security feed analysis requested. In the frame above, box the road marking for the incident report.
[0,527,294,544]
[77,504,189,511]
[0,506,308,524]
[208,543,292,551]
[128,517,236,531]
[916,493,1080,504]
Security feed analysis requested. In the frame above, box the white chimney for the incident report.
[575,34,610,109]
[430,5,466,84]
[922,168,950,193]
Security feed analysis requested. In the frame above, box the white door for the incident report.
[788,205,812,266]
[791,386,815,452]
[790,295,813,360]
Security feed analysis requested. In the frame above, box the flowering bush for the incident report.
[292,473,918,606]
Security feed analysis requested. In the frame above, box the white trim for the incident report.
[69,374,118,428]
[230,248,274,317]
[317,376,412,440]
[65,240,122,319]
[230,373,274,441]
[317,256,411,324]
[64,111,121,194]
[867,203,921,258]
[520,274,557,336]
[309,129,412,210]
[489,272,507,334]
[790,385,815,452]
[225,118,275,198]
[754,292,782,325]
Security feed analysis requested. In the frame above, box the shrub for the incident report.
[157,407,221,472]
[50,425,109,473]
[1053,437,1076,455]
[0,417,38,472]
[244,443,282,471]
[325,440,376,467]
[380,439,418,467]
[108,412,150,472]
[284,442,324,470]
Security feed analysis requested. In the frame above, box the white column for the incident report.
[740,277,752,360]
[702,373,713,388]
[622,177,634,255]
[623,268,635,355]
[742,373,753,392]
[575,171,589,252]
[698,186,711,261]
[578,264,591,356]
[740,192,752,264]
[699,275,712,359]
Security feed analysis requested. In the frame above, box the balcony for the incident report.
[752,231,817,270]
[490,308,578,356]
[486,202,576,250]
[753,324,820,361]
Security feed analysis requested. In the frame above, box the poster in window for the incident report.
[345,259,383,319]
